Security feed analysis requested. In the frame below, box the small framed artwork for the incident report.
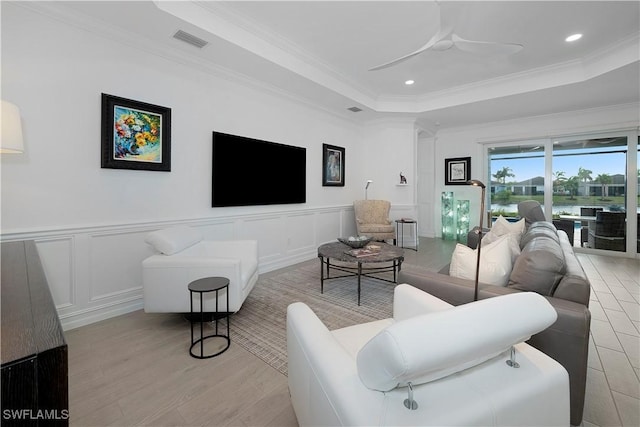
[444,156,471,185]
[322,143,345,186]
[101,93,171,171]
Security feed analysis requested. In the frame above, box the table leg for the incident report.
[215,289,219,336]
[319,256,324,294]
[393,260,397,282]
[226,286,230,338]
[357,262,362,306]
[190,292,194,350]
[199,292,204,358]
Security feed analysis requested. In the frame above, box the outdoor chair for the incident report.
[580,207,603,247]
[587,211,626,251]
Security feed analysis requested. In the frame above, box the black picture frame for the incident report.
[101,93,171,171]
[445,156,471,185]
[322,143,345,186]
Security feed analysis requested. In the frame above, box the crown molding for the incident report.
[437,102,640,139]
[154,0,379,109]
[12,1,365,128]
[375,31,640,114]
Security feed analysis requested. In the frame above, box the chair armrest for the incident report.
[393,284,452,322]
[398,268,590,426]
[286,302,381,426]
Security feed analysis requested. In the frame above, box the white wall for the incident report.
[432,104,640,242]
[0,3,377,329]
[1,3,421,329]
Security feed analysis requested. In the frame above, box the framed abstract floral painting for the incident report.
[101,93,171,171]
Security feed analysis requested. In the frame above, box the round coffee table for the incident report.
[317,241,404,305]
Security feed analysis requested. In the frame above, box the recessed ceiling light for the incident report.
[565,33,582,42]
[405,80,415,85]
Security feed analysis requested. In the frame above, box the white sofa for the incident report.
[142,226,258,313]
[287,284,569,426]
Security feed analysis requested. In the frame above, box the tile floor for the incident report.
[577,253,639,427]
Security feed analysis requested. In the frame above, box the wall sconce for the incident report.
[1,100,24,154]
[467,179,486,302]
[365,180,373,200]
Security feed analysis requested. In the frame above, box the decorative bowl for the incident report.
[338,236,373,248]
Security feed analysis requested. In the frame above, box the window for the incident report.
[486,132,638,255]
[488,142,545,219]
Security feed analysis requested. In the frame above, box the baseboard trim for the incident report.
[60,299,144,331]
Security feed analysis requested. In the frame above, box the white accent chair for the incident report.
[142,226,258,313]
[287,284,569,426]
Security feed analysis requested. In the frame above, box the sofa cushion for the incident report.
[356,292,558,392]
[509,233,566,295]
[358,224,395,234]
[145,225,203,255]
[449,234,513,286]
[520,221,560,248]
[553,233,591,305]
[518,200,546,228]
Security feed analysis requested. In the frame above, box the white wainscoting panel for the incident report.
[317,209,344,244]
[0,205,382,330]
[89,230,150,301]
[35,237,75,308]
[285,212,316,254]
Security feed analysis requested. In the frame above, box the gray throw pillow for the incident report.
[517,200,546,228]
[508,236,566,296]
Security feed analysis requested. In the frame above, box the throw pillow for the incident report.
[481,216,525,262]
[145,225,203,255]
[491,215,525,240]
[449,234,513,286]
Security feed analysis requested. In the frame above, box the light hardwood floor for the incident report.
[65,237,639,426]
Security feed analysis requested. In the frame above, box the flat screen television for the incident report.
[212,131,306,207]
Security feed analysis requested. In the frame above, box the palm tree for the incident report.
[577,167,593,183]
[594,173,612,200]
[577,167,593,197]
[565,176,579,200]
[493,166,515,184]
[553,171,566,193]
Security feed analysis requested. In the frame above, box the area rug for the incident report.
[230,259,429,376]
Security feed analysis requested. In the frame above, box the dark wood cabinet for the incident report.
[1,241,68,426]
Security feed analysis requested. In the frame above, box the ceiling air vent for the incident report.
[347,106,363,113]
[173,30,208,49]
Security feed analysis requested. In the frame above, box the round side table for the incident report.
[188,277,230,359]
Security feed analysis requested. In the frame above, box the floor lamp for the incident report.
[467,179,485,302]
[365,180,372,199]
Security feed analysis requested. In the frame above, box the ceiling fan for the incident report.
[369,1,523,71]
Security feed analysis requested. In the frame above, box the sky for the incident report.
[491,151,632,183]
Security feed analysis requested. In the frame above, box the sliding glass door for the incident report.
[552,136,628,250]
[487,131,638,256]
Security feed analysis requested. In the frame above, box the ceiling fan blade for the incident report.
[369,24,453,71]
[369,37,438,71]
[452,33,523,55]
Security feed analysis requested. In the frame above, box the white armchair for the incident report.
[287,284,569,426]
[142,226,258,313]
